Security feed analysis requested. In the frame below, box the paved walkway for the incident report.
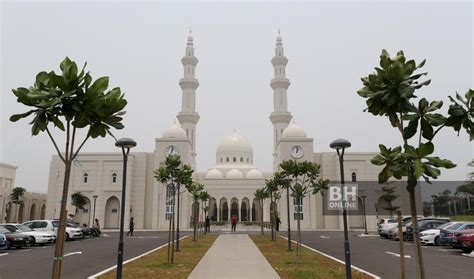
[188,234,280,279]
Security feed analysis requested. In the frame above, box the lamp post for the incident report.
[115,137,137,279]
[283,176,293,251]
[361,195,368,235]
[92,195,98,227]
[330,138,352,279]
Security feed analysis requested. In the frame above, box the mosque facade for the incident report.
[45,33,420,231]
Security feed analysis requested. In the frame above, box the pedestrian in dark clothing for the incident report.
[205,216,210,233]
[127,217,134,236]
[231,215,238,232]
[276,216,281,232]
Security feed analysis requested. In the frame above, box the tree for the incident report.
[9,187,26,223]
[71,192,88,220]
[154,155,193,263]
[254,188,268,235]
[265,177,281,241]
[357,49,472,278]
[279,160,329,262]
[380,184,400,218]
[9,57,127,278]
[456,160,474,213]
[199,191,211,234]
[174,164,193,251]
[186,181,204,242]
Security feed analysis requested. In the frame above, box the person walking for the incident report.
[205,216,210,233]
[94,218,101,237]
[276,216,281,232]
[127,217,135,236]
[231,215,237,232]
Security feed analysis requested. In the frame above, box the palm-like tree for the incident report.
[154,154,181,264]
[280,160,329,261]
[186,181,204,242]
[199,191,211,234]
[9,187,26,222]
[265,178,280,241]
[254,187,268,235]
[71,192,88,221]
[174,164,193,251]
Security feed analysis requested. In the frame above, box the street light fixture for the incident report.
[361,195,368,235]
[115,137,137,279]
[330,138,352,279]
[92,195,98,227]
[283,176,293,251]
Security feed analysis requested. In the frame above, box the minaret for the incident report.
[177,30,200,167]
[269,30,292,170]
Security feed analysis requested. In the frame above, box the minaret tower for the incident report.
[269,30,292,170]
[177,30,200,167]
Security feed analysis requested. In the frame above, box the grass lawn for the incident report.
[450,215,474,221]
[250,235,372,279]
[99,234,217,279]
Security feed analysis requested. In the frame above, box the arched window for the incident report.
[351,172,357,182]
[293,197,303,220]
[233,157,236,162]
[112,173,117,183]
[226,157,229,162]
[83,173,88,184]
[165,185,174,220]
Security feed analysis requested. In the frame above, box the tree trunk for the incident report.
[260,201,264,235]
[409,189,425,279]
[52,159,72,279]
[297,211,301,262]
[167,211,172,263]
[193,202,197,242]
[171,193,176,264]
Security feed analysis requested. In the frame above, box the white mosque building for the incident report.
[45,32,420,231]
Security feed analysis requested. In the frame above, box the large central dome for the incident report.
[216,131,253,165]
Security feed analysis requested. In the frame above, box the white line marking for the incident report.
[438,249,455,252]
[386,252,411,258]
[19,249,31,252]
[64,251,82,257]
[87,235,190,279]
[280,236,381,279]
[0,253,9,257]
[320,236,330,239]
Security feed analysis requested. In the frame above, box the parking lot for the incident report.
[291,231,474,279]
[0,231,180,279]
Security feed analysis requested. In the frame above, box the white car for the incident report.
[0,223,56,245]
[420,222,461,245]
[22,220,83,240]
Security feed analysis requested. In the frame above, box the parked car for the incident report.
[22,220,83,240]
[405,219,449,241]
[439,222,474,246]
[0,233,8,250]
[378,216,412,238]
[388,221,412,241]
[0,226,30,249]
[453,229,474,253]
[0,224,56,245]
[420,222,461,245]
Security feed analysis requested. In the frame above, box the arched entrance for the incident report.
[241,198,250,221]
[29,204,36,220]
[252,198,258,222]
[220,198,228,221]
[231,198,239,220]
[18,203,25,223]
[104,196,120,229]
[75,197,91,226]
[40,204,46,219]
[349,197,365,229]
[209,198,217,221]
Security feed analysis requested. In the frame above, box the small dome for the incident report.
[217,132,253,154]
[205,168,223,179]
[226,169,244,179]
[246,169,264,179]
[281,122,307,139]
[162,122,187,139]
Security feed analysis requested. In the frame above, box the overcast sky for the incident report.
[1,1,473,193]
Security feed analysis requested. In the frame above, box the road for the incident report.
[288,231,473,279]
[0,231,182,279]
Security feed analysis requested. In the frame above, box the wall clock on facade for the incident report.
[290,145,303,159]
[165,145,179,156]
